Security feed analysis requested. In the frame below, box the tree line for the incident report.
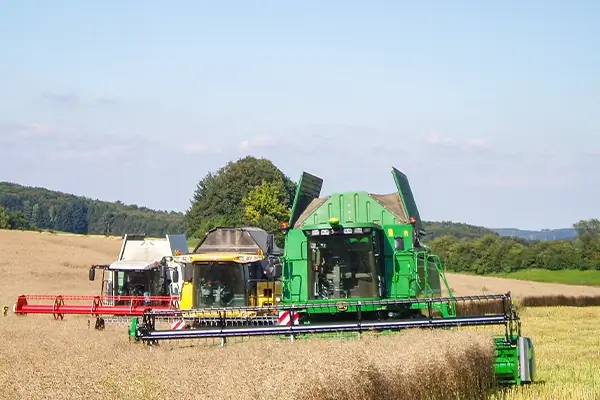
[0,182,185,236]
[2,156,598,274]
[426,219,600,272]
[184,156,600,272]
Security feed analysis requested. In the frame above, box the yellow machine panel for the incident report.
[175,251,281,311]
[179,281,195,310]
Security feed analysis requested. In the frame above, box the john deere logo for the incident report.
[336,302,348,312]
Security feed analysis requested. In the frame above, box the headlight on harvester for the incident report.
[275,297,281,303]
[235,255,263,263]
[174,255,192,263]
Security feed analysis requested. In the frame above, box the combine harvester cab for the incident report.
[150,226,283,329]
[13,233,189,326]
[134,168,535,386]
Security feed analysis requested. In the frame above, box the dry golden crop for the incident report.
[0,230,599,400]
[0,319,498,400]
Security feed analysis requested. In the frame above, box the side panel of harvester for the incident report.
[282,228,308,303]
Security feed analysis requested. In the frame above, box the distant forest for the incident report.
[0,182,185,236]
[493,227,578,241]
[0,180,576,242]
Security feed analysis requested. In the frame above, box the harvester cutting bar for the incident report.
[137,314,509,341]
[13,294,180,319]
[135,291,518,342]
[184,315,279,327]
[100,315,187,327]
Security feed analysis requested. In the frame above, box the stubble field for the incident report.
[0,230,598,399]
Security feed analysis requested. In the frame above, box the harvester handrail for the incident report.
[137,314,511,342]
[19,294,179,301]
[134,291,518,343]
[145,291,514,317]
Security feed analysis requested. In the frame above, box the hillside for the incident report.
[0,182,185,237]
[420,222,579,242]
[492,227,578,241]
[421,220,497,239]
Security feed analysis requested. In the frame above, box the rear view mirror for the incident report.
[394,237,405,251]
[272,262,282,279]
[266,234,274,255]
[88,267,95,281]
[172,269,179,283]
[263,256,282,279]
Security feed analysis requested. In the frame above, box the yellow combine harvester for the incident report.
[167,227,283,327]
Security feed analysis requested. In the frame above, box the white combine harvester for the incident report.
[13,233,190,327]
[14,233,189,328]
[89,233,189,305]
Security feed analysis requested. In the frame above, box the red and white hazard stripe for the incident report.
[170,320,187,330]
[278,310,300,326]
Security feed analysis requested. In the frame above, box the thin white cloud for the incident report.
[181,142,224,154]
[1,122,143,162]
[238,135,279,150]
[1,118,597,229]
[467,174,565,188]
[2,121,230,164]
[426,133,457,148]
[585,149,600,157]
[3,122,56,138]
[42,92,80,105]
[464,138,490,151]
[426,134,490,152]
[96,97,120,107]
[181,144,209,154]
[26,123,53,134]
[56,144,132,161]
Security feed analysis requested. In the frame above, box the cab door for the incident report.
[372,230,386,298]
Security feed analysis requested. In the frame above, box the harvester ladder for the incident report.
[426,253,453,297]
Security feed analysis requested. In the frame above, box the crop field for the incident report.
[0,230,599,400]
[490,269,600,287]
[442,272,600,298]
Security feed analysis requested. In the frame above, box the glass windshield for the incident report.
[193,262,246,307]
[115,269,163,296]
[307,234,378,300]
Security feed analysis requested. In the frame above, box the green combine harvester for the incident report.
[132,167,535,386]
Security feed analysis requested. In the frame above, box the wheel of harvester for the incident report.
[95,317,105,330]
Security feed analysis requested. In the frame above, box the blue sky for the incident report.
[0,1,598,230]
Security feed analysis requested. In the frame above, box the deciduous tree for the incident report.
[243,179,290,225]
[0,206,9,229]
[186,156,296,238]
